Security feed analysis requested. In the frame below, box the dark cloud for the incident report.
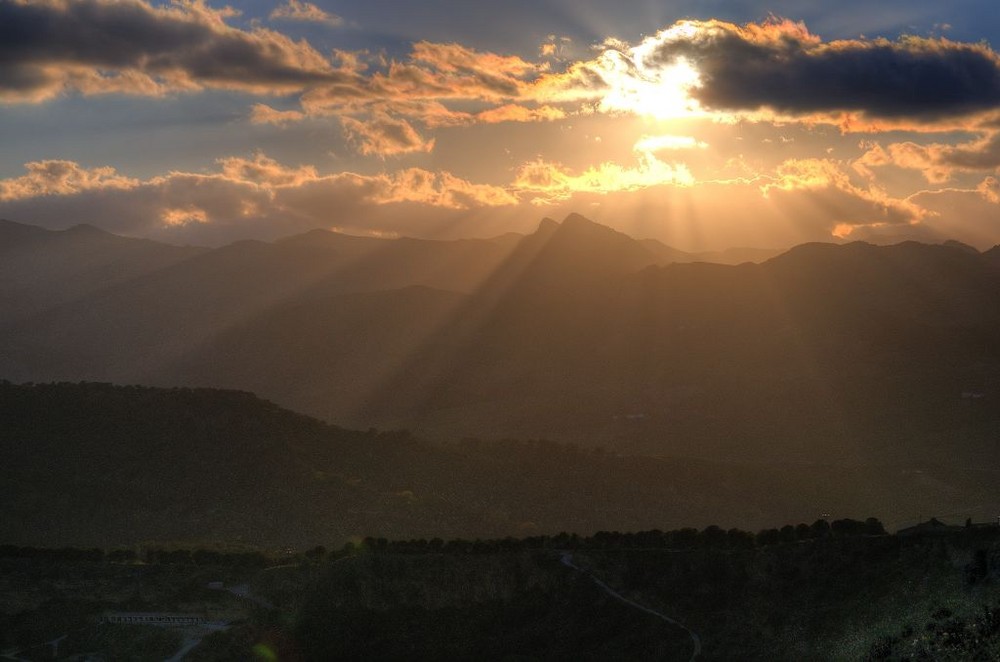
[644,20,1000,120]
[0,0,355,101]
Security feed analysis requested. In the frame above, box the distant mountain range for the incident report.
[2,214,999,468]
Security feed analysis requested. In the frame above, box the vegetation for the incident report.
[2,522,997,660]
[2,381,995,551]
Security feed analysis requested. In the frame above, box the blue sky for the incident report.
[2,0,1000,250]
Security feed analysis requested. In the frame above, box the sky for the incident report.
[2,0,1000,250]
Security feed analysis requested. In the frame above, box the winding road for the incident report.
[560,553,702,661]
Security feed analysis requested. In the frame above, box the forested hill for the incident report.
[2,381,997,548]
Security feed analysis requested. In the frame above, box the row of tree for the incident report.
[0,518,940,566]
[346,518,888,556]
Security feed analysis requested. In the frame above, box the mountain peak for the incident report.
[557,213,623,235]
[63,223,111,237]
[536,217,559,234]
[561,212,594,226]
[942,239,979,254]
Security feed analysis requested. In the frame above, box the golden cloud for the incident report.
[0,153,519,244]
[249,103,308,126]
[269,0,343,26]
[341,112,436,157]
[514,150,695,204]
[858,132,1000,183]
[762,158,926,228]
[0,160,138,201]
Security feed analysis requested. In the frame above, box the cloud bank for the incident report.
[0,0,349,102]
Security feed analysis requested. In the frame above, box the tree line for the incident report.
[0,517,889,566]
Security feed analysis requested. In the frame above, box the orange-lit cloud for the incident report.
[341,112,436,157]
[762,158,925,229]
[475,104,566,124]
[373,168,518,208]
[0,154,518,243]
[514,139,695,203]
[6,150,999,249]
[633,135,708,152]
[216,153,319,187]
[161,206,209,226]
[250,103,307,126]
[858,132,1000,182]
[0,160,138,200]
[269,0,343,27]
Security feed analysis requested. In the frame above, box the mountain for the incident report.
[640,237,780,264]
[1,215,998,469]
[2,381,996,548]
[0,223,522,383]
[0,219,206,327]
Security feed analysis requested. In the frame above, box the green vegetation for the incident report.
[2,523,997,660]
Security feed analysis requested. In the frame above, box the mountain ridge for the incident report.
[2,214,998,466]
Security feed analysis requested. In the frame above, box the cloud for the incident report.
[4,151,996,250]
[269,0,343,27]
[0,0,351,102]
[0,160,138,200]
[475,104,566,124]
[216,152,318,186]
[341,112,435,157]
[633,135,708,152]
[898,177,1000,248]
[638,19,1000,122]
[550,18,1000,126]
[858,132,1000,182]
[161,206,209,226]
[761,158,925,230]
[0,153,518,243]
[304,40,543,111]
[249,103,307,126]
[8,5,1000,146]
[514,142,695,204]
[371,168,518,208]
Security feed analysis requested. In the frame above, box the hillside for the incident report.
[2,382,998,548]
[5,525,1000,661]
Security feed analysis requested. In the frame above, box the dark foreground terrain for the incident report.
[2,523,1000,660]
[3,381,999,548]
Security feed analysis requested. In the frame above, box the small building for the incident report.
[896,517,963,537]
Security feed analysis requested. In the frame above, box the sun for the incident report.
[597,53,702,120]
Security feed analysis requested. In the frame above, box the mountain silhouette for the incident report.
[0,219,205,327]
[1,214,998,468]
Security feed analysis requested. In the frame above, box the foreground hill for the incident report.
[4,524,1000,660]
[2,382,998,548]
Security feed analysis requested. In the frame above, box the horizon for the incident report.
[4,212,998,255]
